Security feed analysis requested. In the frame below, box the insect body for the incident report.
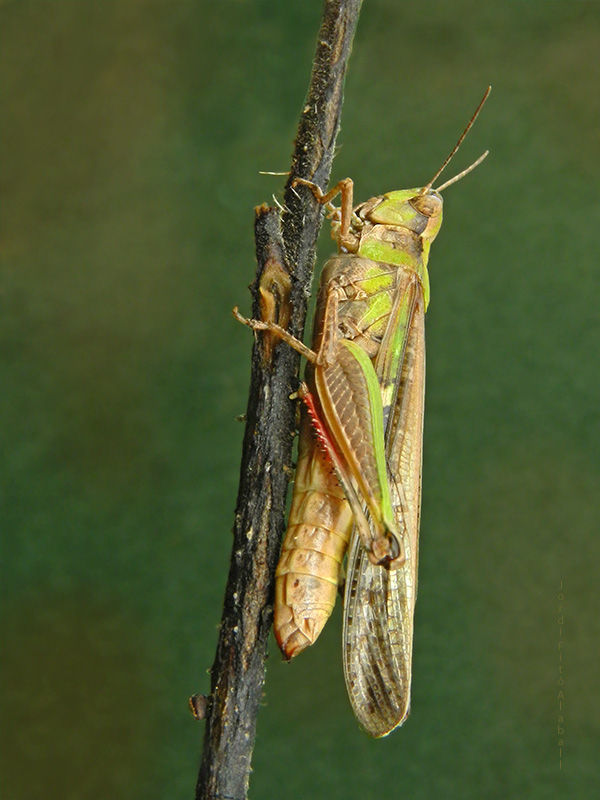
[235,88,490,737]
[274,182,436,739]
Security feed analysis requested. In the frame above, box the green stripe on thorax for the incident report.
[351,187,444,310]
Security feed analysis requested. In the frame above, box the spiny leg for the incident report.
[232,306,318,363]
[292,177,356,250]
[233,267,350,370]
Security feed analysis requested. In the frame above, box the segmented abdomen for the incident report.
[274,413,354,658]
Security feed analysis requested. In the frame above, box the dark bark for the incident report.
[194,2,363,798]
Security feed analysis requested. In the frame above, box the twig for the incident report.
[194,2,363,798]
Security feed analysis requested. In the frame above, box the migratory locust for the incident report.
[235,87,490,737]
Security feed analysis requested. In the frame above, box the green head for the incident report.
[367,187,444,246]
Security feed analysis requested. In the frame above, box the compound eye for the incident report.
[410,191,442,218]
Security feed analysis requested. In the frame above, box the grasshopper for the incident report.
[234,87,490,737]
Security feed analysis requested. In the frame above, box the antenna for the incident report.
[420,85,491,195]
[436,150,489,192]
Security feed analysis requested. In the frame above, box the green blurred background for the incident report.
[2,1,598,797]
